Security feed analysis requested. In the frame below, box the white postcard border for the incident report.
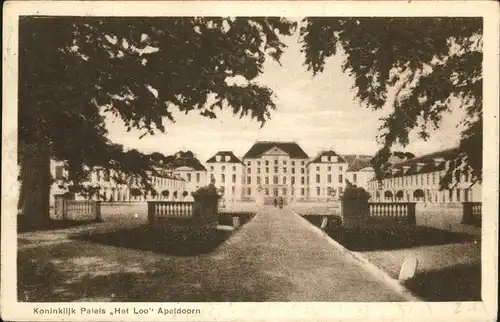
[2,1,499,321]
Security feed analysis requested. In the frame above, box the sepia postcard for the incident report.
[2,1,499,321]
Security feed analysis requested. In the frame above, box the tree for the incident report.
[19,17,296,228]
[300,17,482,185]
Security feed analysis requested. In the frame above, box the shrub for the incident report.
[341,182,371,202]
[192,184,219,196]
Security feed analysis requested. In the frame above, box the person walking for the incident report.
[278,196,284,209]
[274,198,278,207]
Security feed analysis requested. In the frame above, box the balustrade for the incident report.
[64,200,101,221]
[148,201,194,219]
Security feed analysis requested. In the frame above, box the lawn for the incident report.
[402,263,481,301]
[17,212,258,302]
[301,214,481,301]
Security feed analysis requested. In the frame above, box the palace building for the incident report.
[206,151,246,203]
[343,154,376,190]
[367,147,482,203]
[49,160,188,205]
[241,141,310,204]
[48,142,479,207]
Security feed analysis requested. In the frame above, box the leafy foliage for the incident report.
[20,16,296,169]
[19,17,296,223]
[300,17,483,183]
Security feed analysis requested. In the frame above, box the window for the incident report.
[221,166,226,171]
[283,177,287,184]
[95,169,101,182]
[257,177,261,184]
[265,177,269,184]
[316,166,320,171]
[265,188,269,195]
[301,161,305,166]
[257,161,261,166]
[232,174,236,183]
[55,165,64,180]
[283,167,287,173]
[291,177,295,185]
[301,177,305,185]
[221,174,225,183]
[316,187,320,196]
[291,168,295,174]
[282,188,287,195]
[353,173,357,183]
[432,172,436,184]
[327,166,331,171]
[274,160,278,165]
[257,168,261,174]
[247,168,251,174]
[247,161,251,166]
[316,174,320,183]
[232,186,235,194]
[273,176,278,184]
[338,174,343,184]
[247,176,251,184]
[327,174,332,183]
[292,161,295,166]
[339,166,343,172]
[301,168,305,174]
[196,173,200,183]
[448,189,453,202]
[301,188,305,196]
[232,166,236,171]
[265,160,269,166]
[455,170,461,183]
[283,160,287,165]
[464,169,469,182]
[247,188,251,196]
[274,167,278,173]
[210,166,214,171]
[456,189,461,201]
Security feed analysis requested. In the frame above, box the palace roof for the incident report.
[206,151,244,164]
[379,147,463,179]
[345,155,374,172]
[243,141,309,159]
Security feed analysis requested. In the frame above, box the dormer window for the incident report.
[416,162,425,171]
[321,156,328,162]
[434,157,444,167]
[215,155,222,162]
[332,156,338,163]
[224,155,230,162]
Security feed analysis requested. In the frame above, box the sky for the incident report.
[104,27,466,163]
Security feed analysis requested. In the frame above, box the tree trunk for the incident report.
[18,140,52,229]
